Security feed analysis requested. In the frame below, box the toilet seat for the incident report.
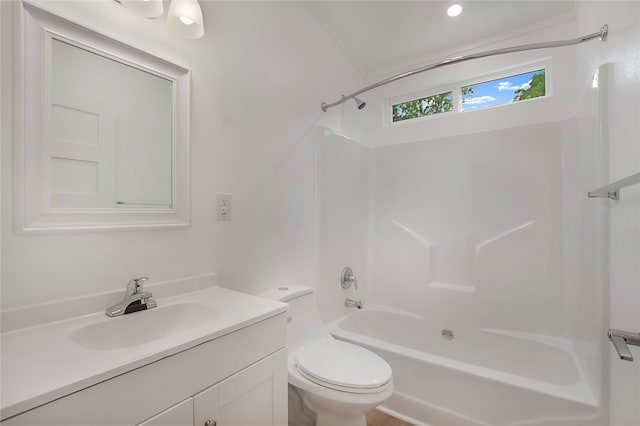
[294,340,392,394]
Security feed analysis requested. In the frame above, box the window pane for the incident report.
[392,91,453,122]
[461,69,545,111]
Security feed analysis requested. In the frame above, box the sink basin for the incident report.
[71,303,214,350]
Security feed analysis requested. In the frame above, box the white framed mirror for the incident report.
[14,2,191,232]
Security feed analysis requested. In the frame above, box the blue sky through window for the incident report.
[461,69,544,111]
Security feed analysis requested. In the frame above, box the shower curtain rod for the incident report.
[321,24,608,112]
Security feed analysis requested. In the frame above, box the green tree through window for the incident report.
[513,70,545,101]
[392,91,453,122]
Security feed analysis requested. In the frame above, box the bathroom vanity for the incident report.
[0,284,288,425]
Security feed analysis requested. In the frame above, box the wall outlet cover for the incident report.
[216,193,232,221]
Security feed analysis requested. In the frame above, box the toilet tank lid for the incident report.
[259,284,313,302]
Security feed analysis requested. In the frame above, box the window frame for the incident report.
[385,58,551,126]
[458,58,552,113]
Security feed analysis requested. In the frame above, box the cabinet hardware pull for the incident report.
[204,420,216,426]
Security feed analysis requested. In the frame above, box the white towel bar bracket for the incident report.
[588,172,640,200]
[589,190,619,200]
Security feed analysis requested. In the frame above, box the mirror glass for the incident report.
[51,39,173,209]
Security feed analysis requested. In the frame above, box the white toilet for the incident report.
[261,285,393,426]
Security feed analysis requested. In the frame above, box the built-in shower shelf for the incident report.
[588,172,640,200]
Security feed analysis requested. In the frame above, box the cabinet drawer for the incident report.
[3,314,286,425]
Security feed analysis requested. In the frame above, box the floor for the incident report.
[366,409,415,426]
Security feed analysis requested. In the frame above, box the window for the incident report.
[461,69,545,111]
[392,91,453,122]
[387,63,548,125]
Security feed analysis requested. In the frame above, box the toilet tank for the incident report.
[260,285,332,351]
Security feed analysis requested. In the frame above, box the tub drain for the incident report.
[441,328,454,340]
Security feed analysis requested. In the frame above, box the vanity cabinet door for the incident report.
[193,349,287,426]
[137,398,194,426]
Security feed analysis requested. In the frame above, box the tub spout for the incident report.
[345,298,363,309]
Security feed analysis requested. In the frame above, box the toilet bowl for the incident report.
[261,285,393,426]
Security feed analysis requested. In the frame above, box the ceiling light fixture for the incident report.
[115,0,205,39]
[167,0,205,39]
[447,4,463,17]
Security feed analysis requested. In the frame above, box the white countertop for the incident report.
[0,286,287,420]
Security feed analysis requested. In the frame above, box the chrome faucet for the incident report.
[106,277,157,317]
[341,266,358,290]
[345,298,363,309]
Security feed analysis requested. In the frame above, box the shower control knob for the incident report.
[341,266,358,290]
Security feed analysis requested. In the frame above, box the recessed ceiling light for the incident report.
[447,4,463,17]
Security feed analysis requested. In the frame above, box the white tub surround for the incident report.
[317,96,609,424]
[1,280,288,424]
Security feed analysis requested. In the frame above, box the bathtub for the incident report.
[329,308,602,426]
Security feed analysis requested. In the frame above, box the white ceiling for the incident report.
[308,1,576,79]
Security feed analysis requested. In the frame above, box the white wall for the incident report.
[575,2,640,425]
[0,1,363,309]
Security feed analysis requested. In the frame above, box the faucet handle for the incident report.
[126,277,149,295]
[341,266,358,290]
